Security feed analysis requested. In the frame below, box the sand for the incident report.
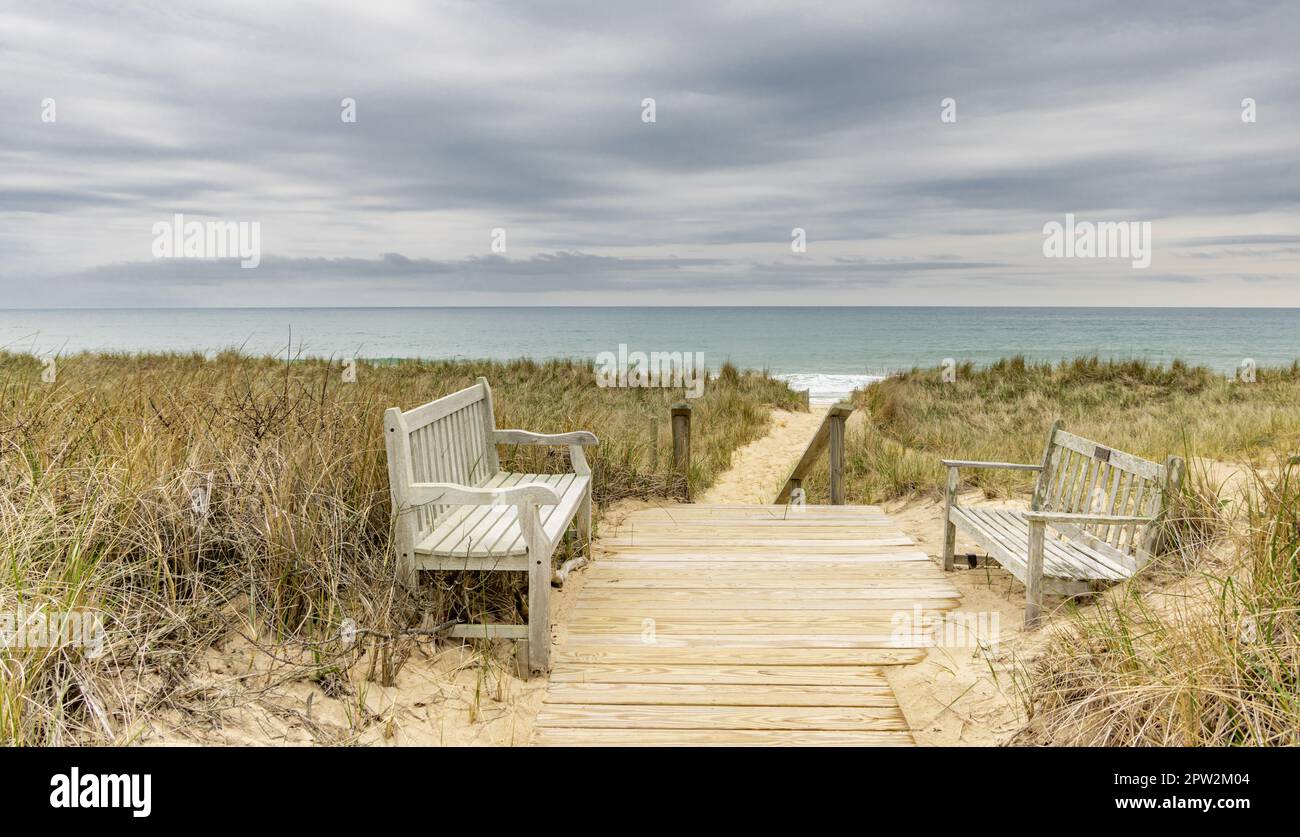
[877,493,1047,746]
[697,407,828,504]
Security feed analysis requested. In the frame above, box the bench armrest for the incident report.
[940,460,1042,471]
[1022,511,1153,526]
[494,430,599,447]
[407,481,563,507]
[942,460,1043,521]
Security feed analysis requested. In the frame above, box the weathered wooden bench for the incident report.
[383,377,598,673]
[941,420,1184,626]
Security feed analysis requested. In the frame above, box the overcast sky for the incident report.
[2,0,1298,307]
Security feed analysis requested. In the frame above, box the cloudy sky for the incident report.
[2,0,1298,307]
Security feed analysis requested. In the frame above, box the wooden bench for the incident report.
[383,377,598,673]
[941,420,1184,626]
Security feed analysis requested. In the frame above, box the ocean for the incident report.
[3,307,1298,403]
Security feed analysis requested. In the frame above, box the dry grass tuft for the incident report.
[1016,462,1300,746]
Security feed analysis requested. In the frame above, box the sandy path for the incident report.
[690,402,1035,745]
[697,407,827,504]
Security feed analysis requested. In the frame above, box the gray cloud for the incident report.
[1,0,1298,305]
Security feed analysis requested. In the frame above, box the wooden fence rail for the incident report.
[773,402,853,505]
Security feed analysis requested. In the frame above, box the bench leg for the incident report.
[577,486,592,552]
[527,545,552,675]
[517,499,552,675]
[516,640,531,680]
[941,466,958,571]
[1025,519,1045,628]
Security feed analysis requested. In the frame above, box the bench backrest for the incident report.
[383,378,501,542]
[1031,420,1185,565]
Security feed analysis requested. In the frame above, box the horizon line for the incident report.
[5,304,1300,312]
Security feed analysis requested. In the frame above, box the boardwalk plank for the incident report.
[534,503,961,746]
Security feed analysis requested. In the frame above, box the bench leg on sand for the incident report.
[527,553,552,676]
[516,640,531,680]
[1025,519,1045,628]
[942,520,956,572]
[941,466,958,571]
[577,487,592,548]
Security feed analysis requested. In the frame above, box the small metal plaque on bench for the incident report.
[1094,446,1111,462]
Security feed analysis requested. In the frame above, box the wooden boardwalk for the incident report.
[533,503,961,746]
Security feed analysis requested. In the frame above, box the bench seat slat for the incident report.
[984,510,1131,579]
[494,473,580,555]
[950,507,1127,581]
[414,472,590,561]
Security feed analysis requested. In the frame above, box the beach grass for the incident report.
[805,355,1300,504]
[1016,462,1300,745]
[0,351,800,744]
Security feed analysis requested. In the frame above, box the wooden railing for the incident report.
[773,402,853,505]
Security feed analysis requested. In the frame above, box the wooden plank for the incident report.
[584,560,937,573]
[1053,429,1163,480]
[573,598,962,612]
[536,704,906,731]
[611,518,897,528]
[547,664,888,686]
[536,501,960,747]
[564,613,948,630]
[545,683,896,707]
[580,577,960,590]
[585,565,944,579]
[603,553,930,566]
[534,728,914,747]
[400,382,484,435]
[605,524,906,536]
[596,537,915,549]
[553,646,926,665]
[574,586,959,601]
[556,632,919,648]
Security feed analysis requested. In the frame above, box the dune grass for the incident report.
[1017,463,1300,745]
[0,351,800,744]
[804,356,1300,746]
[805,355,1300,504]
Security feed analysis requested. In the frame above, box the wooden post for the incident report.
[671,402,692,500]
[1025,519,1045,628]
[828,405,846,504]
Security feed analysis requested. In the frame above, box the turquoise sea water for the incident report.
[3,307,1298,401]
